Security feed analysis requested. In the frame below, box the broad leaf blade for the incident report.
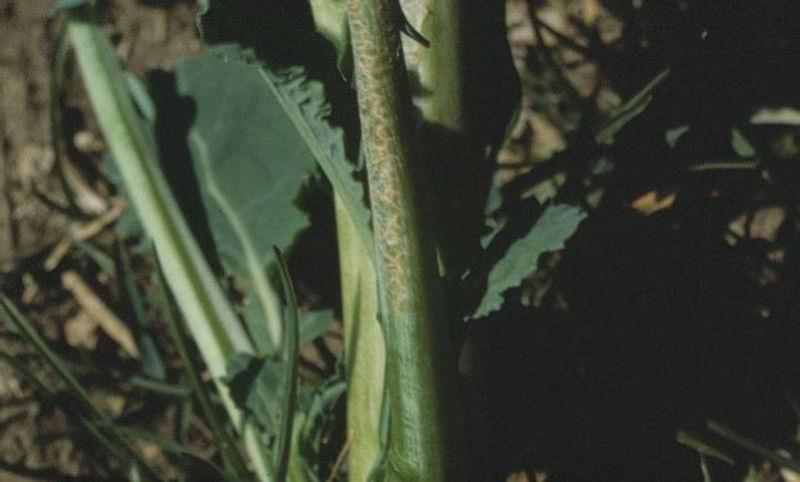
[216,45,373,261]
[176,53,318,354]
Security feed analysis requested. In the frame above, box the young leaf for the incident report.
[468,204,587,319]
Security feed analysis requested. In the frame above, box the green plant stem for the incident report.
[400,0,474,275]
[344,0,467,479]
[336,195,385,482]
[65,9,273,481]
[401,0,510,276]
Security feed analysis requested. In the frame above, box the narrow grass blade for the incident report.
[595,68,670,145]
[117,241,166,380]
[73,239,116,277]
[273,246,300,482]
[115,427,233,479]
[127,376,191,398]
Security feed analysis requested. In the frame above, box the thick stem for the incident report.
[400,0,491,276]
[345,0,467,479]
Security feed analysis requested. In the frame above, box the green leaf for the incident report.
[469,204,586,319]
[66,11,268,479]
[731,128,756,158]
[105,153,144,240]
[125,72,156,124]
[215,46,373,260]
[222,352,285,435]
[117,242,167,380]
[176,53,319,354]
[300,309,334,345]
[73,239,116,277]
[272,247,299,482]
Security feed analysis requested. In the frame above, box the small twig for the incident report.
[326,435,352,482]
[62,270,139,358]
[44,197,126,271]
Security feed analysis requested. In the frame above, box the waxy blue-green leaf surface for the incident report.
[176,53,317,353]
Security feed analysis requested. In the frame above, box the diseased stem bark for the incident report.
[344,0,467,479]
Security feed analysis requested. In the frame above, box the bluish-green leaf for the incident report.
[470,204,586,319]
[176,53,319,354]
[212,46,373,261]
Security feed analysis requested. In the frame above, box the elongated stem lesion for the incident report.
[344,0,468,479]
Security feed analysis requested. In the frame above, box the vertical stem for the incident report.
[345,0,467,479]
[336,196,385,482]
[400,0,489,276]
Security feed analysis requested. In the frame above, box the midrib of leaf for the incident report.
[68,21,243,361]
[255,67,375,261]
[65,12,274,481]
[190,131,284,352]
